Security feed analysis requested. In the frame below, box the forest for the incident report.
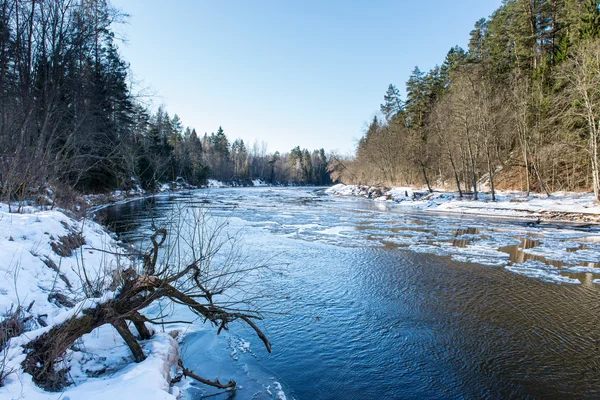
[0,0,330,206]
[330,0,600,202]
[3,0,600,206]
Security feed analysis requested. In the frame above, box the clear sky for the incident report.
[111,0,501,155]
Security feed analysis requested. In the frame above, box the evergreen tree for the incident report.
[380,84,404,122]
[405,67,428,127]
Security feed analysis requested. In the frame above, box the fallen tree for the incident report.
[21,208,271,391]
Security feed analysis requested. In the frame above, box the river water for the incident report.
[99,187,600,399]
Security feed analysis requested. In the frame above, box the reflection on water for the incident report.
[451,227,482,247]
[498,239,566,268]
[96,187,600,400]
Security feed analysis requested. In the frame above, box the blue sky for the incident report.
[111,0,501,154]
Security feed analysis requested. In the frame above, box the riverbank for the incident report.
[326,184,600,225]
[0,203,184,399]
[83,178,276,213]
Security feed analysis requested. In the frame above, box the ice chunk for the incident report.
[505,260,580,284]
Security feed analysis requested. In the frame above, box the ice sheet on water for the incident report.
[453,233,484,241]
[561,265,600,274]
[317,226,355,235]
[272,381,288,400]
[505,260,581,284]
[226,187,600,285]
[407,241,510,267]
[474,235,523,248]
[524,242,600,264]
[451,255,509,267]
[407,243,453,257]
[455,244,510,259]
[182,330,290,400]
[385,235,426,246]
[393,229,434,238]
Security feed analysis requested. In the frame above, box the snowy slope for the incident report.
[0,204,181,400]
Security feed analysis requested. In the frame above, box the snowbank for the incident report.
[208,179,272,188]
[0,203,122,318]
[326,184,600,223]
[0,204,181,400]
[206,179,229,188]
[252,179,269,187]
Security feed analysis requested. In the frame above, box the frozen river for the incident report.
[100,187,600,399]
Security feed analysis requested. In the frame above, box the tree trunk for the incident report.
[521,135,531,196]
[486,145,496,202]
[451,155,463,199]
[584,94,600,202]
[532,162,551,197]
[130,312,153,340]
[23,301,126,390]
[113,318,146,362]
[464,117,478,200]
[420,161,433,193]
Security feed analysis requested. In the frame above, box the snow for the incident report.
[0,204,183,400]
[0,203,121,319]
[0,200,290,400]
[207,179,228,188]
[326,184,600,222]
[160,182,173,192]
[2,332,180,400]
[208,179,273,188]
[252,179,269,187]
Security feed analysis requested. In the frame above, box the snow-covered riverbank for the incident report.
[326,184,600,224]
[84,179,274,213]
[0,204,183,400]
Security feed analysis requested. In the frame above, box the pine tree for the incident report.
[441,46,467,85]
[380,84,404,122]
[405,66,427,127]
[469,18,488,61]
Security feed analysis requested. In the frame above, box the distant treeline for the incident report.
[127,108,331,188]
[331,0,600,201]
[0,0,330,205]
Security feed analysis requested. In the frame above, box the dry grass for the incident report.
[51,231,85,258]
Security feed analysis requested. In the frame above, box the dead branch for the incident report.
[177,359,236,390]
[21,217,272,391]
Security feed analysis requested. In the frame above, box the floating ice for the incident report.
[524,244,600,265]
[317,226,354,235]
[407,243,451,257]
[505,261,580,284]
[561,265,600,274]
[272,381,287,400]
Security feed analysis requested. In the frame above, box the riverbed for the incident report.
[99,187,600,399]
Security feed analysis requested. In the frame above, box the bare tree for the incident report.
[556,39,600,202]
[21,206,273,391]
[429,97,463,197]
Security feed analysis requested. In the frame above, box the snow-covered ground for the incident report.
[84,179,194,210]
[326,184,600,223]
[0,204,183,400]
